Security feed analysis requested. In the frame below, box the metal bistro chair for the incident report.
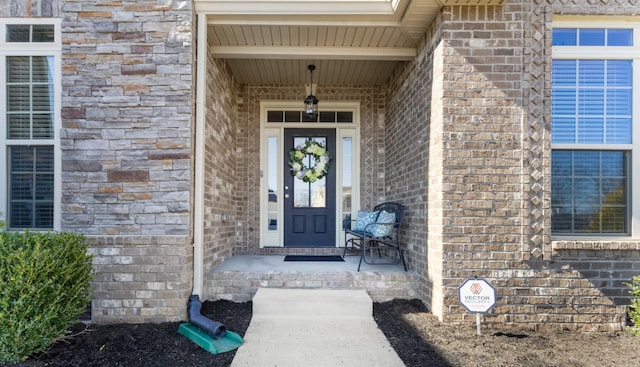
[342,202,407,271]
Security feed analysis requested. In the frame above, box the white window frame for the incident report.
[259,101,361,247]
[551,21,640,239]
[0,18,62,230]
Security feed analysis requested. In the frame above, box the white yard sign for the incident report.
[458,277,497,335]
[458,277,497,313]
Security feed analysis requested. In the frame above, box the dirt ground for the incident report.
[4,299,640,367]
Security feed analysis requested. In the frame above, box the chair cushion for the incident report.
[369,210,396,237]
[353,210,378,232]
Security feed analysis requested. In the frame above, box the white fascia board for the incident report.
[211,45,416,60]
[194,0,403,15]
[207,17,401,27]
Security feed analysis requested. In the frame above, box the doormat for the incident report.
[284,255,345,262]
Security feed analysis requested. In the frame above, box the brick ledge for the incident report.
[552,240,640,251]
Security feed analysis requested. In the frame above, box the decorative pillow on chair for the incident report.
[353,210,378,232]
[369,210,396,237]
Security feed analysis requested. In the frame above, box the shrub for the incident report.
[0,231,93,364]
[628,275,640,336]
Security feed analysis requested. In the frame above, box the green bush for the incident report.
[628,275,640,336]
[0,231,93,364]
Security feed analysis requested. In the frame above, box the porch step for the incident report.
[253,288,372,318]
[204,255,418,303]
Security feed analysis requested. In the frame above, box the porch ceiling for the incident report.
[196,0,504,86]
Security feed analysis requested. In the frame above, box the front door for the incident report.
[283,128,336,247]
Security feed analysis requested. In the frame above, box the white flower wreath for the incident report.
[288,140,332,183]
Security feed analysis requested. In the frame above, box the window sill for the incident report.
[552,240,640,251]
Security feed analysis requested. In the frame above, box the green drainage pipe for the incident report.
[188,295,226,339]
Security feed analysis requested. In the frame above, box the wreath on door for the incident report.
[288,140,332,183]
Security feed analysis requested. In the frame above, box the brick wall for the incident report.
[60,0,195,322]
[202,52,238,270]
[438,3,528,326]
[234,85,386,254]
[383,0,639,331]
[385,15,444,314]
[89,235,192,323]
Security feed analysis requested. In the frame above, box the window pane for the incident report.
[552,60,577,86]
[9,146,54,229]
[579,29,605,46]
[552,59,632,145]
[32,25,55,42]
[301,112,317,122]
[551,89,576,115]
[285,111,300,122]
[606,90,632,115]
[577,118,604,143]
[553,28,577,46]
[267,111,283,122]
[319,111,335,122]
[342,137,353,223]
[607,60,632,86]
[32,56,54,83]
[292,137,327,208]
[7,114,31,139]
[578,88,604,115]
[6,56,54,140]
[578,60,604,86]
[7,85,30,111]
[607,118,632,144]
[337,112,353,123]
[607,29,632,46]
[6,24,54,42]
[7,56,30,82]
[267,137,278,231]
[6,25,30,42]
[551,151,628,234]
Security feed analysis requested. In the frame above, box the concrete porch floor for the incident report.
[204,255,419,303]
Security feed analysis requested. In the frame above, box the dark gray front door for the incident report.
[283,128,336,247]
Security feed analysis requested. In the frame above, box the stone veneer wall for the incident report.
[59,0,195,323]
[234,85,386,254]
[202,42,238,270]
[1,0,58,16]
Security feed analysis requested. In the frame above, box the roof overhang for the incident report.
[194,0,504,85]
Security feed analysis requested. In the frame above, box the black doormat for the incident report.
[284,255,345,262]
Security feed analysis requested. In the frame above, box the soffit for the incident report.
[195,0,502,85]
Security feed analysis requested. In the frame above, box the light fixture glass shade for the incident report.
[304,64,318,118]
[304,94,318,118]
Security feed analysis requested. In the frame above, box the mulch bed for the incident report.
[4,299,640,367]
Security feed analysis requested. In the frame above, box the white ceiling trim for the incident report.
[194,0,407,15]
[207,18,403,27]
[211,45,417,60]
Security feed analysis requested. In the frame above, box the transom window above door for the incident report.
[267,110,354,124]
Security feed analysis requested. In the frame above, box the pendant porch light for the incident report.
[304,64,318,119]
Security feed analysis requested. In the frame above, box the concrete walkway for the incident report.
[230,288,405,367]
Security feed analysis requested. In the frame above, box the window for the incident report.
[551,25,638,236]
[1,19,60,230]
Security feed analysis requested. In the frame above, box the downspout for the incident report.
[193,12,206,299]
[186,12,228,339]
[188,295,226,339]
